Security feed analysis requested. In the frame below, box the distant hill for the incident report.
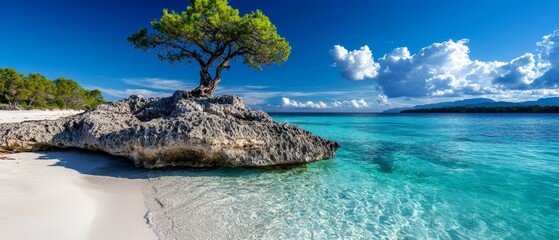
[383,97,559,113]
[402,105,559,113]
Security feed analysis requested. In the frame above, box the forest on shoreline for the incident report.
[401,105,559,113]
[0,68,106,110]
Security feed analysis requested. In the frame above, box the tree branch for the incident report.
[152,36,206,67]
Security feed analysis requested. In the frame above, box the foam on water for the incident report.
[145,114,559,239]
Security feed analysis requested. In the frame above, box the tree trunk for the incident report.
[208,77,220,95]
[4,94,10,107]
[9,90,17,107]
[27,95,36,108]
[191,69,220,97]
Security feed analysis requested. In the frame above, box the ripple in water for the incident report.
[145,114,559,239]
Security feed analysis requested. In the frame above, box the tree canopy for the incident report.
[128,0,291,96]
[0,68,106,110]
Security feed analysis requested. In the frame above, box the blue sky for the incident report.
[1,0,559,111]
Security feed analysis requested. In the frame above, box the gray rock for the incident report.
[0,91,340,168]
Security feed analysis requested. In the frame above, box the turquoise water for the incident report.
[146,114,559,239]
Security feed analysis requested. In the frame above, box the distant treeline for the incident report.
[401,105,559,113]
[0,68,106,110]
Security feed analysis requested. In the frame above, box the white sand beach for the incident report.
[0,111,157,240]
[0,110,83,123]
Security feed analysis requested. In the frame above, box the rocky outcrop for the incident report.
[0,91,340,168]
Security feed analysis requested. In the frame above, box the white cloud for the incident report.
[122,78,193,91]
[330,45,380,80]
[281,97,371,109]
[350,99,369,108]
[332,101,343,107]
[375,39,506,98]
[377,94,389,105]
[493,53,538,89]
[533,29,559,88]
[537,30,559,66]
[99,74,381,105]
[91,87,170,98]
[331,29,559,99]
[89,77,193,100]
[281,97,328,109]
[218,85,379,105]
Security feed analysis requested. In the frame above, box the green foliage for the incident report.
[401,105,559,113]
[128,0,291,95]
[24,73,54,107]
[0,68,25,106]
[51,97,66,109]
[54,78,82,109]
[82,89,105,109]
[0,68,106,110]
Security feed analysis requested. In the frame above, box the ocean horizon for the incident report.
[144,113,559,239]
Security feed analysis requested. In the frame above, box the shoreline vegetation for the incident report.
[401,105,559,113]
[0,68,106,110]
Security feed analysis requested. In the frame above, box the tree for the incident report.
[0,70,5,103]
[0,68,26,107]
[82,89,106,109]
[0,72,4,96]
[54,78,82,109]
[128,0,291,96]
[24,73,54,107]
[0,68,106,109]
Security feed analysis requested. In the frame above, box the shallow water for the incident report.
[145,113,559,239]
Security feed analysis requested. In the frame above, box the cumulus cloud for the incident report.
[330,45,380,80]
[377,94,389,104]
[533,29,559,88]
[350,99,369,108]
[331,29,559,98]
[281,97,371,109]
[282,97,328,109]
[493,53,538,90]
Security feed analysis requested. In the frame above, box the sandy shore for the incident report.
[0,110,83,123]
[0,111,157,240]
[0,151,157,240]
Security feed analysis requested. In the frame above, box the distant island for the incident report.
[401,105,559,113]
[384,97,559,113]
[0,68,106,110]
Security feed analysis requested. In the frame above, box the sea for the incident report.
[144,113,559,239]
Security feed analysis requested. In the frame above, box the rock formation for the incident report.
[0,91,340,168]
